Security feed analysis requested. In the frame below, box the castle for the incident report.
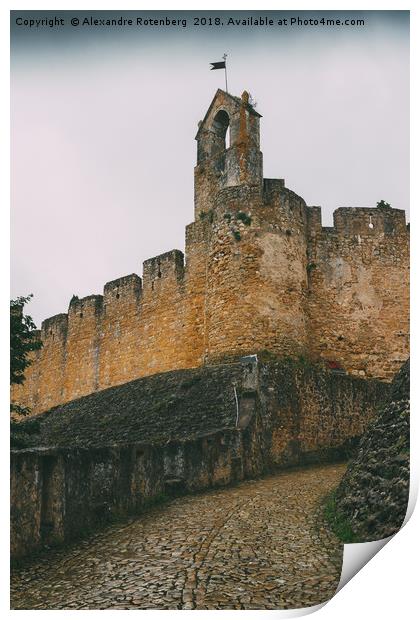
[13,89,409,415]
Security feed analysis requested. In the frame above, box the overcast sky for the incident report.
[11,10,409,327]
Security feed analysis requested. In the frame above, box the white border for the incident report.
[2,2,417,619]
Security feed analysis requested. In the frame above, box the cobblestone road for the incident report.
[11,463,345,610]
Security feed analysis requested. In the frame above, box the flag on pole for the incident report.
[210,61,226,70]
[210,54,229,93]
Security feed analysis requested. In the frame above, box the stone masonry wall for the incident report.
[11,430,257,560]
[334,359,409,541]
[11,89,409,414]
[12,249,204,414]
[306,204,409,380]
[11,358,387,560]
[12,200,408,414]
[260,359,389,466]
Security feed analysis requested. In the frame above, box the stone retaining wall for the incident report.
[11,357,389,560]
[11,424,264,561]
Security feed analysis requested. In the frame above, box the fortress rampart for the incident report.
[12,89,409,415]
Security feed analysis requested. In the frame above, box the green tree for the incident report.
[10,294,42,415]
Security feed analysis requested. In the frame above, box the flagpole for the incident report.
[223,53,228,93]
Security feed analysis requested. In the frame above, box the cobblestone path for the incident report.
[11,463,345,610]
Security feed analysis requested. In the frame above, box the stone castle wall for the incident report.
[11,358,386,559]
[306,203,409,378]
[12,89,409,415]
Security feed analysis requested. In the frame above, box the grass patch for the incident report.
[324,492,357,543]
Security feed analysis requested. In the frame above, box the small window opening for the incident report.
[212,109,230,151]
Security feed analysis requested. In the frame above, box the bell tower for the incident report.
[194,89,263,218]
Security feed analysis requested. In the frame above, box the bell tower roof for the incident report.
[195,89,262,140]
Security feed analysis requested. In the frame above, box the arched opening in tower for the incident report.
[212,109,230,152]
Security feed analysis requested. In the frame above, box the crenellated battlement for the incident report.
[104,274,142,296]
[103,274,142,311]
[304,203,409,242]
[12,89,409,415]
[68,294,103,318]
[143,249,185,293]
[41,313,68,340]
[332,205,407,237]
